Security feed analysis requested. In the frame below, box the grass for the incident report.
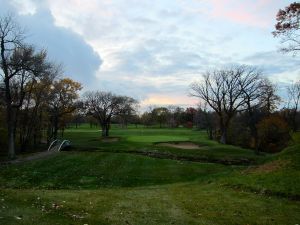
[1,183,299,225]
[64,124,265,164]
[223,143,300,198]
[0,152,233,189]
[0,124,299,224]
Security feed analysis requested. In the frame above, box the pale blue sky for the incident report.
[1,0,299,107]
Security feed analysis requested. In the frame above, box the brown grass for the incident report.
[156,142,200,149]
[243,159,290,174]
[101,137,120,143]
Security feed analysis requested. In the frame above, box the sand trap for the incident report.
[157,142,200,149]
[101,137,120,143]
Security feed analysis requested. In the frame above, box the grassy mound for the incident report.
[0,152,233,189]
[223,144,300,199]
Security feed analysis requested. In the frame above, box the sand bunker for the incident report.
[157,142,200,149]
[101,137,120,143]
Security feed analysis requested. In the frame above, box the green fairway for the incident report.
[64,125,265,164]
[0,126,299,224]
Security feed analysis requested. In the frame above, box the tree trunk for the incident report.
[106,117,110,137]
[5,77,16,158]
[219,119,229,144]
[105,123,109,136]
[101,124,107,137]
[220,126,227,144]
[61,128,65,138]
[292,109,298,132]
[53,115,59,139]
[219,115,227,144]
[7,106,16,159]
[207,128,213,140]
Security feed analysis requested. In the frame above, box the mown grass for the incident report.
[0,125,299,224]
[64,124,265,164]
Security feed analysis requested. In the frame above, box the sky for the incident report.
[1,0,299,109]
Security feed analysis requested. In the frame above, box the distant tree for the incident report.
[287,80,300,131]
[116,96,139,128]
[194,104,217,140]
[190,66,263,144]
[86,115,98,128]
[184,107,197,128]
[259,79,281,115]
[47,78,82,140]
[128,114,141,128]
[165,106,183,128]
[273,2,300,54]
[84,91,137,137]
[71,101,85,129]
[151,107,169,128]
[141,111,153,127]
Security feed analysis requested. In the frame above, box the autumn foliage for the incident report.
[273,2,300,34]
[273,2,300,53]
[256,115,291,153]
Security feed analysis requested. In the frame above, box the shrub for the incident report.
[257,115,291,153]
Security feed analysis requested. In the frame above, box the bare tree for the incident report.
[190,66,263,144]
[239,68,264,152]
[18,64,59,150]
[151,107,169,128]
[0,15,50,158]
[84,91,138,137]
[116,96,139,128]
[287,80,300,131]
[259,79,281,115]
[195,103,218,140]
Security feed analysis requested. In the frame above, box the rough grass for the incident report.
[0,152,233,189]
[1,183,299,225]
[222,144,300,199]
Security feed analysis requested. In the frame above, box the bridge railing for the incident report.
[47,139,59,151]
[47,139,71,152]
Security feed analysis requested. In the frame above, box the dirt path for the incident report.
[0,151,58,165]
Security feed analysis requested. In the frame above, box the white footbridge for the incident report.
[47,139,71,152]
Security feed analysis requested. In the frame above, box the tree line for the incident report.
[190,66,300,153]
[0,15,139,159]
[1,5,300,159]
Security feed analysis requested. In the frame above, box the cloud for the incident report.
[43,0,296,106]
[1,0,102,88]
[242,51,300,83]
[188,0,289,28]
[10,0,37,15]
[1,0,298,107]
[141,94,198,107]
